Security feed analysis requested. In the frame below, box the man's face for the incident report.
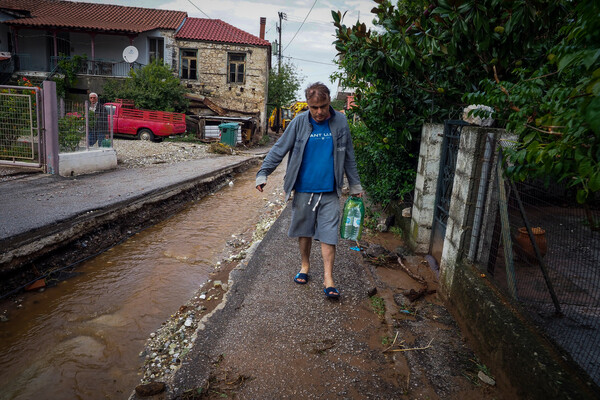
[89,95,98,105]
[307,95,331,123]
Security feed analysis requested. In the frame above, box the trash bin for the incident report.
[218,123,239,147]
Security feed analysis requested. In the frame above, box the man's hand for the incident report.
[256,183,266,192]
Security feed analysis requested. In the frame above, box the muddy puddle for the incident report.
[0,163,285,399]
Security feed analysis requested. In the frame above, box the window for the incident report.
[149,38,164,62]
[180,49,197,80]
[228,53,246,83]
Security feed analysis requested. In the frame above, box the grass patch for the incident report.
[370,295,386,319]
[165,133,206,144]
[390,225,403,238]
[363,206,381,232]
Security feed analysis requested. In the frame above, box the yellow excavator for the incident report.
[269,101,308,133]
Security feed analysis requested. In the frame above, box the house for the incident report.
[0,0,271,139]
[0,0,186,82]
[175,17,271,141]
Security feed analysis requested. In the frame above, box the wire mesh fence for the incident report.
[485,157,600,385]
[58,99,112,152]
[0,86,40,163]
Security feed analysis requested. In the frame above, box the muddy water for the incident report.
[0,163,285,400]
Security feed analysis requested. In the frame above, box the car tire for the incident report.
[138,129,155,142]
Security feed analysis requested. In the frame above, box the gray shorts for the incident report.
[288,191,340,245]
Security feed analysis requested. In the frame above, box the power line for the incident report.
[265,21,277,35]
[186,0,211,19]
[283,55,336,66]
[283,0,318,52]
[285,16,334,27]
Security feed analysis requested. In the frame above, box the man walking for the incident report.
[256,82,363,299]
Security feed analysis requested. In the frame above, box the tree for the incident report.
[268,61,303,112]
[465,0,600,210]
[332,0,572,206]
[103,60,189,112]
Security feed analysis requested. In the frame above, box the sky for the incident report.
[77,0,378,99]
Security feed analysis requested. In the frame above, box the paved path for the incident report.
[0,155,256,241]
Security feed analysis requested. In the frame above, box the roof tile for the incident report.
[176,18,270,47]
[1,0,187,33]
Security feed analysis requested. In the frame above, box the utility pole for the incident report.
[274,11,286,132]
[277,12,286,73]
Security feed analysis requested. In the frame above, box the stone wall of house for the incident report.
[174,41,269,131]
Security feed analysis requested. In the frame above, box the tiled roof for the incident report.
[1,0,187,33]
[176,18,270,47]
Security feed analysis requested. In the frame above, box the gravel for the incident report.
[0,138,213,180]
[113,139,212,168]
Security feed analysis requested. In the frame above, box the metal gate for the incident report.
[0,85,43,168]
[430,120,469,263]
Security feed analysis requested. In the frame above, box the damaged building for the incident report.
[175,17,271,144]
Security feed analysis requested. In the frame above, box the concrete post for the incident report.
[409,123,444,253]
[42,80,59,175]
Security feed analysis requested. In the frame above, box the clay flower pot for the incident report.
[514,227,547,264]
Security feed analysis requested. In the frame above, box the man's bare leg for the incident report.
[297,237,312,283]
[321,243,336,289]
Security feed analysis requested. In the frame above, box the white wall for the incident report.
[59,149,117,177]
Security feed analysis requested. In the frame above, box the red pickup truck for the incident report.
[103,99,186,141]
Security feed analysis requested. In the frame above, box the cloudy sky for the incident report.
[78,0,377,99]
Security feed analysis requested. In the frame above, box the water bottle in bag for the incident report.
[340,196,365,241]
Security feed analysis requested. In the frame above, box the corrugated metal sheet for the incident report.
[204,125,241,144]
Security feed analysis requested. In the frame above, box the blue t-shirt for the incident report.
[294,115,335,193]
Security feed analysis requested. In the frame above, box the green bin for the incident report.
[218,123,239,147]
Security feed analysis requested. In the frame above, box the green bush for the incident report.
[350,121,416,207]
[103,60,189,112]
[58,113,85,152]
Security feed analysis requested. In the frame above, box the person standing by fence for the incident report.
[88,92,107,147]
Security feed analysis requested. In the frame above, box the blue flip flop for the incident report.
[294,272,309,284]
[324,287,340,299]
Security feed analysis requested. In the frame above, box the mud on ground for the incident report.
[158,230,506,400]
[360,232,502,399]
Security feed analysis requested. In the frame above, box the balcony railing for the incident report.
[50,57,143,77]
[13,54,142,77]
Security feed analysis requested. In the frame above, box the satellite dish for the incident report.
[122,46,139,63]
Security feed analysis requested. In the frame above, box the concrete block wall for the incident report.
[409,123,443,253]
[439,126,487,291]
[407,123,600,398]
[410,123,507,289]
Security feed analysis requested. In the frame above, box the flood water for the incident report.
[0,163,285,399]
